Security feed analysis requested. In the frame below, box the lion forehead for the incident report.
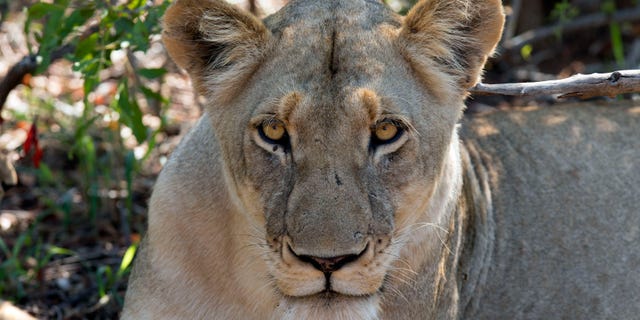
[256,1,403,89]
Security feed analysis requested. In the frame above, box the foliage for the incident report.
[23,0,170,220]
[0,213,74,300]
[1,0,169,312]
[550,0,580,41]
[601,0,625,67]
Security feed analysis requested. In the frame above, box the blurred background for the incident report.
[0,0,638,318]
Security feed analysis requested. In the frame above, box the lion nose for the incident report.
[298,252,362,274]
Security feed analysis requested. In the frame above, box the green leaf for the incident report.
[124,149,136,212]
[23,7,33,54]
[31,3,69,73]
[602,1,625,67]
[520,44,533,61]
[131,20,150,51]
[96,265,113,297]
[601,0,616,13]
[127,0,147,11]
[116,80,148,143]
[139,86,167,103]
[609,22,625,67]
[138,68,167,79]
[117,244,137,277]
[48,246,74,256]
[12,232,30,259]
[74,33,99,61]
[73,115,99,146]
[143,3,170,33]
[139,86,169,110]
[59,8,94,41]
[114,17,135,37]
[75,135,96,178]
[27,3,63,20]
[0,237,11,258]
[125,150,135,187]
[37,163,54,185]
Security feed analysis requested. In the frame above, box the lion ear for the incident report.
[163,0,269,98]
[399,0,505,90]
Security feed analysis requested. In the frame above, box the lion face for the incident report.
[242,87,424,298]
[231,7,451,301]
[162,0,503,315]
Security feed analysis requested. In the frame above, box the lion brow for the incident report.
[277,91,303,123]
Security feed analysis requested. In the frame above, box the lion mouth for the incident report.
[271,238,392,298]
[308,290,366,300]
[296,244,367,286]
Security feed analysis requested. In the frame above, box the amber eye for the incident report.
[262,121,286,141]
[373,121,400,142]
[257,119,290,152]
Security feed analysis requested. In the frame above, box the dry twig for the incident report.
[0,44,73,112]
[470,69,640,99]
[0,25,98,113]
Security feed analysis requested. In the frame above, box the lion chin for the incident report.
[274,293,380,320]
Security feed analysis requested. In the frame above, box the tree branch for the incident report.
[470,69,640,99]
[0,24,98,115]
[0,44,74,112]
[503,7,640,51]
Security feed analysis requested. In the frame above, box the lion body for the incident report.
[460,102,640,319]
[122,0,640,318]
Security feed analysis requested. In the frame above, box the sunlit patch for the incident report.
[628,106,640,115]
[474,118,500,137]
[543,113,568,126]
[595,116,619,133]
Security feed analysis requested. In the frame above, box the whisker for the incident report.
[386,269,416,288]
[382,280,410,305]
[391,222,453,255]
[379,252,417,275]
[411,222,449,234]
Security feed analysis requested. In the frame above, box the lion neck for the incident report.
[455,139,495,317]
[378,135,494,319]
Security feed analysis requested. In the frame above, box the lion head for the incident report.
[158,0,504,317]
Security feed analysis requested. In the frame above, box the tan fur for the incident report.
[122,0,502,318]
[123,0,640,319]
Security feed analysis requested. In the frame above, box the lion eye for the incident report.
[372,120,403,145]
[374,122,398,142]
[262,122,286,141]
[257,119,290,150]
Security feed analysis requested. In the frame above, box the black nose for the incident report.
[298,253,361,273]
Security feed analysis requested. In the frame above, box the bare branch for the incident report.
[503,7,640,51]
[470,70,640,99]
[0,44,74,115]
[0,56,37,113]
[0,25,98,114]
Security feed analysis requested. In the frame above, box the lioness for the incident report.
[122,0,640,319]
